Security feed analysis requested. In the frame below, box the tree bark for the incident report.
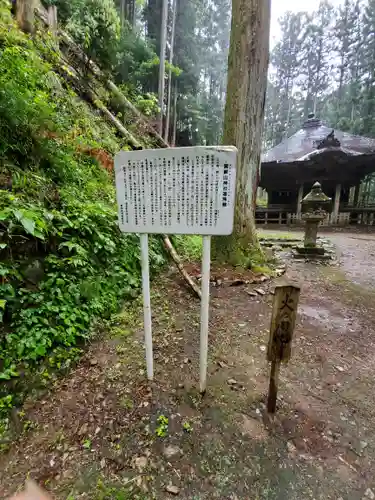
[94,99,142,149]
[50,57,143,149]
[158,0,168,135]
[16,0,35,33]
[162,236,201,299]
[57,30,169,148]
[212,0,271,265]
[164,0,177,142]
[172,80,178,146]
[120,0,126,28]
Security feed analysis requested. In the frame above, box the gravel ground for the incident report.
[2,230,375,500]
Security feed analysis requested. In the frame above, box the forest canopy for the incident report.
[264,0,375,148]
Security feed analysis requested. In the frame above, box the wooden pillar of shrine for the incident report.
[296,184,304,220]
[332,184,341,224]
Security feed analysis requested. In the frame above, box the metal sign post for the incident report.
[199,235,211,393]
[115,146,237,390]
[140,233,153,379]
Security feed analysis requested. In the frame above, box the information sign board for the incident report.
[115,146,237,235]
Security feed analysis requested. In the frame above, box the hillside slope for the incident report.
[0,0,164,407]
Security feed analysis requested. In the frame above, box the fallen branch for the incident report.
[162,235,201,299]
[56,67,199,298]
[57,30,169,148]
[36,7,167,147]
[46,52,142,150]
[106,80,169,148]
[36,10,199,299]
[93,97,142,149]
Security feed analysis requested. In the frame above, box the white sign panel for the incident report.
[115,146,237,235]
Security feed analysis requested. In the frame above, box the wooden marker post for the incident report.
[267,285,300,414]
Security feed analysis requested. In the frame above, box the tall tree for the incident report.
[212,0,271,264]
[199,0,231,145]
[267,11,306,145]
[299,1,334,117]
[118,0,136,27]
[164,0,177,142]
[173,0,204,145]
[360,0,375,135]
[144,0,163,54]
[157,0,168,134]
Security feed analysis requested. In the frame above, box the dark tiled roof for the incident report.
[262,118,375,163]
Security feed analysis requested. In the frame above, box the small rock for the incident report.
[163,445,182,459]
[89,359,98,366]
[361,441,368,450]
[246,290,258,297]
[335,365,345,372]
[287,441,296,453]
[259,345,266,352]
[238,323,246,328]
[254,288,266,296]
[100,458,106,469]
[276,268,286,276]
[227,378,237,385]
[78,423,89,436]
[132,455,148,472]
[364,488,375,499]
[166,484,180,495]
[230,279,246,287]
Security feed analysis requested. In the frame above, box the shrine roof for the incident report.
[262,115,375,164]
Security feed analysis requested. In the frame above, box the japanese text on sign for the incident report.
[267,285,301,363]
[115,146,237,235]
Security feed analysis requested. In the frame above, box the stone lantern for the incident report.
[295,182,331,257]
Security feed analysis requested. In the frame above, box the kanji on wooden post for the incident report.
[266,285,300,414]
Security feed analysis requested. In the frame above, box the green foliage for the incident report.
[94,478,145,500]
[182,420,193,433]
[0,3,165,405]
[155,414,168,437]
[82,438,92,449]
[114,32,181,99]
[134,93,159,117]
[0,394,13,415]
[114,25,158,89]
[173,235,202,261]
[51,0,121,71]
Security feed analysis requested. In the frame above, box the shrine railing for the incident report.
[255,208,375,226]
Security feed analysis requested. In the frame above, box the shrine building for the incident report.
[257,114,375,225]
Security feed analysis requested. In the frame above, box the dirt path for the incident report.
[1,232,375,499]
[328,233,375,289]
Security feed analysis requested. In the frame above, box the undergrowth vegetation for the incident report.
[0,2,165,411]
[173,235,203,261]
